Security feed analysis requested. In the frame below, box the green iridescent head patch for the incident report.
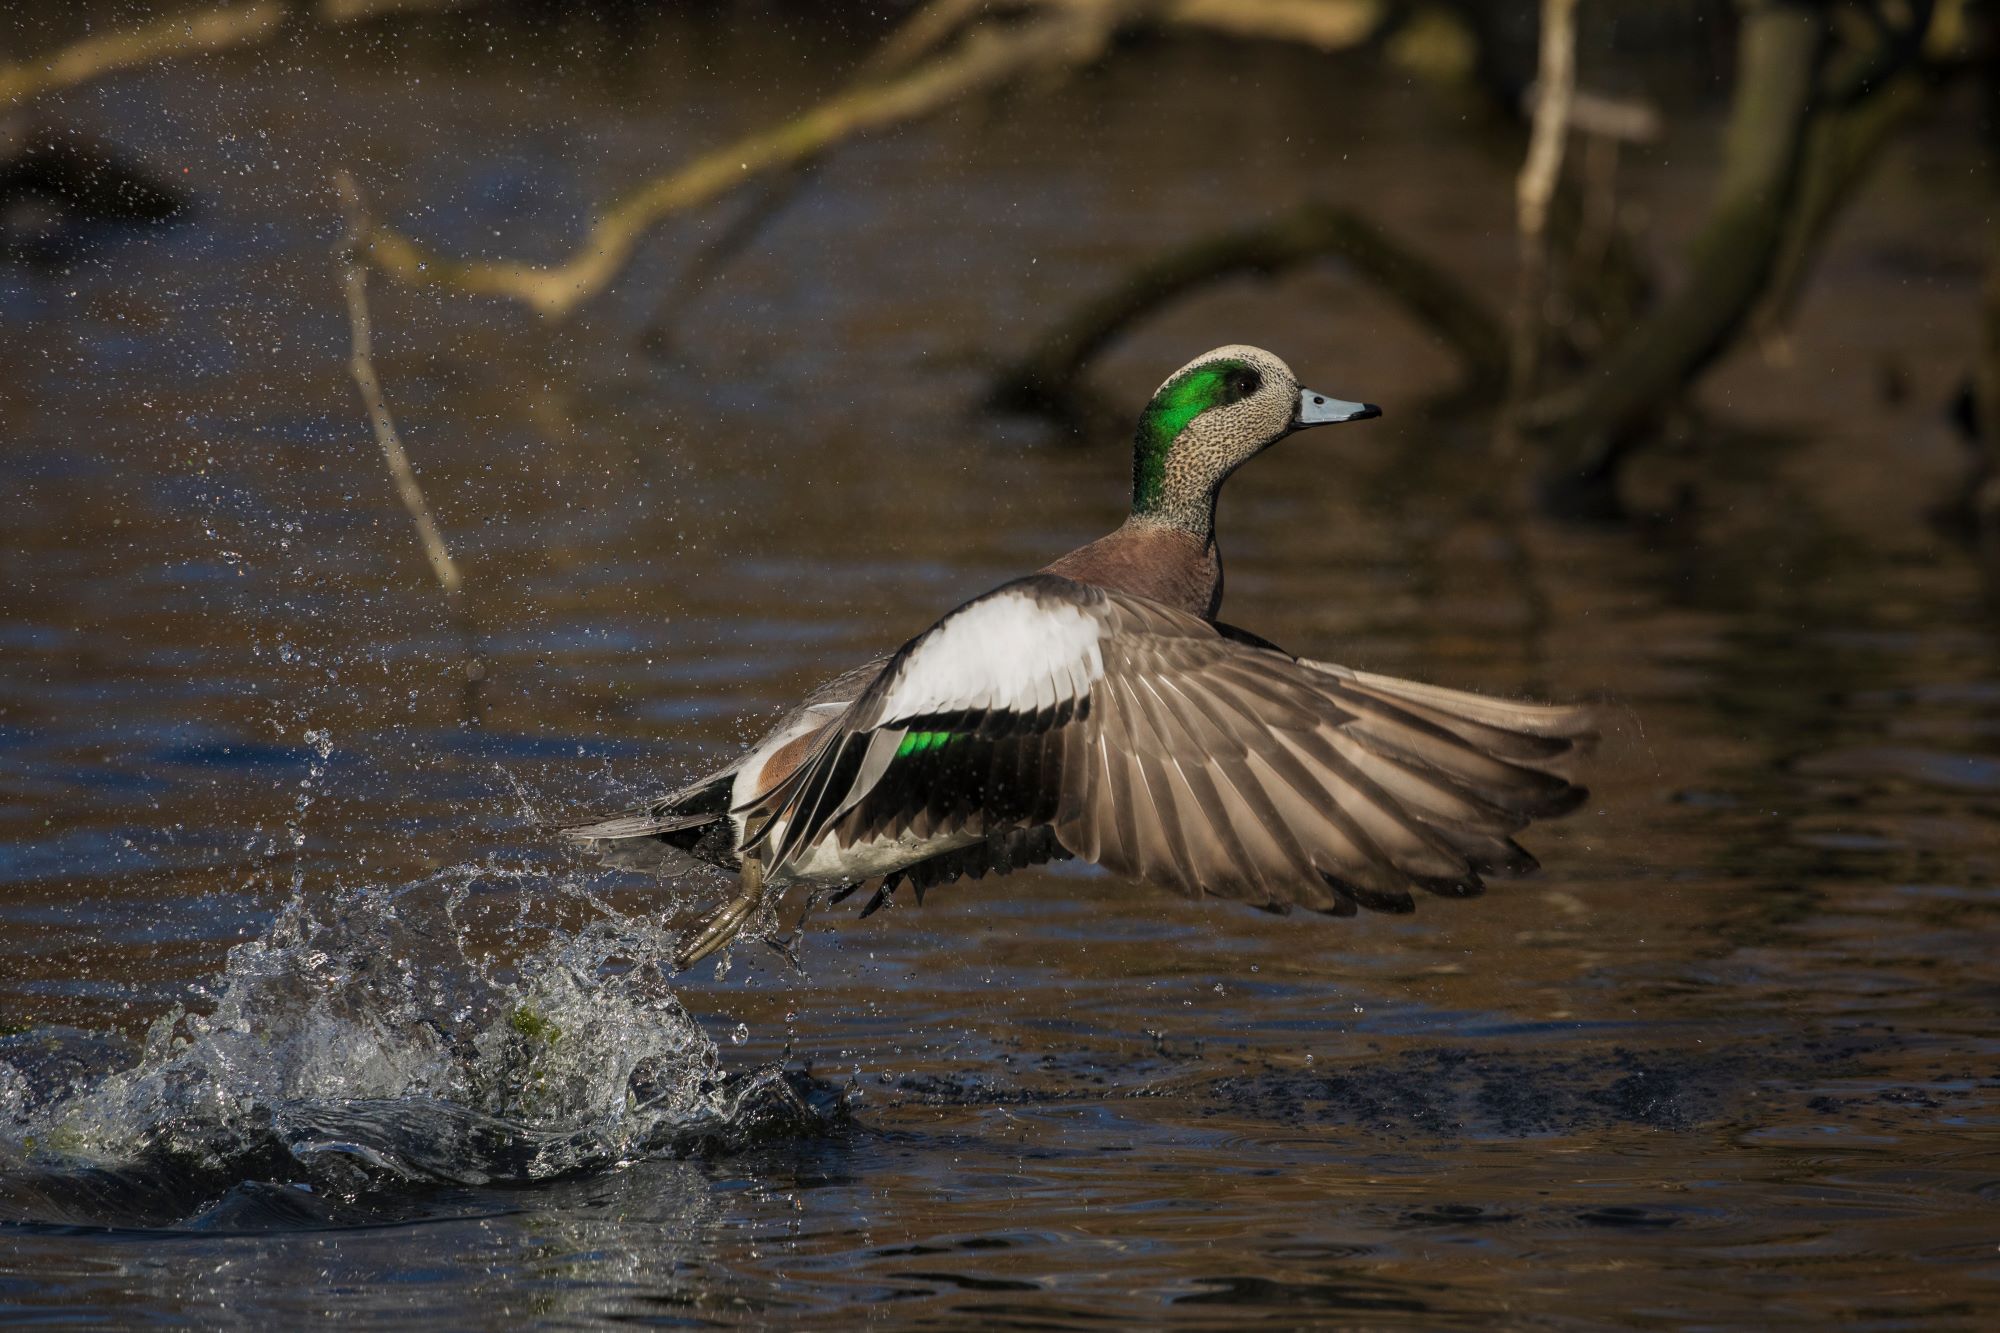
[1132,359,1261,513]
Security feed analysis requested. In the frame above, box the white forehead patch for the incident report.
[883,589,1105,720]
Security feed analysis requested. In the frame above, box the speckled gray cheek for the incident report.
[1140,389,1296,536]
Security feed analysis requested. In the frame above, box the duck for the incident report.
[564,345,1595,969]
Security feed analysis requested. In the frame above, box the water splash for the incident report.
[0,866,840,1229]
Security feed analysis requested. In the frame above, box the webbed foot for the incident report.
[675,856,765,971]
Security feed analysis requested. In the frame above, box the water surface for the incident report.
[2,10,1996,1326]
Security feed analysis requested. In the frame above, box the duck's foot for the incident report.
[674,857,766,971]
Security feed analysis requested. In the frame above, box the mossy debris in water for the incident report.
[507,1006,561,1046]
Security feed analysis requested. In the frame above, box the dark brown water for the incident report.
[3,9,1997,1327]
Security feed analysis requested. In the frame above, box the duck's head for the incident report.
[1129,344,1377,531]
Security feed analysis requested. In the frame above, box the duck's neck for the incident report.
[1131,454,1220,541]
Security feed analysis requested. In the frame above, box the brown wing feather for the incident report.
[1048,591,1593,913]
[738,575,1594,920]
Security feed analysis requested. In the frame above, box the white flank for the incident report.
[881,590,1105,721]
[785,829,986,886]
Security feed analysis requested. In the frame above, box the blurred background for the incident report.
[1,1,1997,1325]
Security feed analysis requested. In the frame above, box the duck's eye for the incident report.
[1227,370,1261,398]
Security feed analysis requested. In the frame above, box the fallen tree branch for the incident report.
[1530,0,1960,517]
[990,200,1507,425]
[0,3,287,106]
[335,170,486,714]
[358,0,1391,320]
[1752,0,1939,341]
[360,5,1127,319]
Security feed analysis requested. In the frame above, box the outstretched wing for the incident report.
[741,574,1594,915]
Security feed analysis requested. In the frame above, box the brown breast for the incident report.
[1040,521,1221,618]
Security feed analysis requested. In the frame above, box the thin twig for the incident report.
[860,0,1003,76]
[334,170,486,712]
[335,172,462,598]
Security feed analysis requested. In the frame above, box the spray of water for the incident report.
[0,864,840,1227]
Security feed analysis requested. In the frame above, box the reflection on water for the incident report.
[2,7,1997,1326]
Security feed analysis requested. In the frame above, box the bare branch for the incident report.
[861,0,1008,75]
[336,170,487,714]
[320,0,476,19]
[360,7,1126,318]
[1516,0,1577,244]
[0,4,286,106]
[358,0,1390,319]
[1163,0,1384,50]
[0,1,495,108]
[1752,2,1939,343]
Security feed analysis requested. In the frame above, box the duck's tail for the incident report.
[560,768,739,873]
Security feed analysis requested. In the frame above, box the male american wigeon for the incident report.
[568,345,1594,966]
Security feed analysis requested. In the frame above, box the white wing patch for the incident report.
[881,588,1105,721]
